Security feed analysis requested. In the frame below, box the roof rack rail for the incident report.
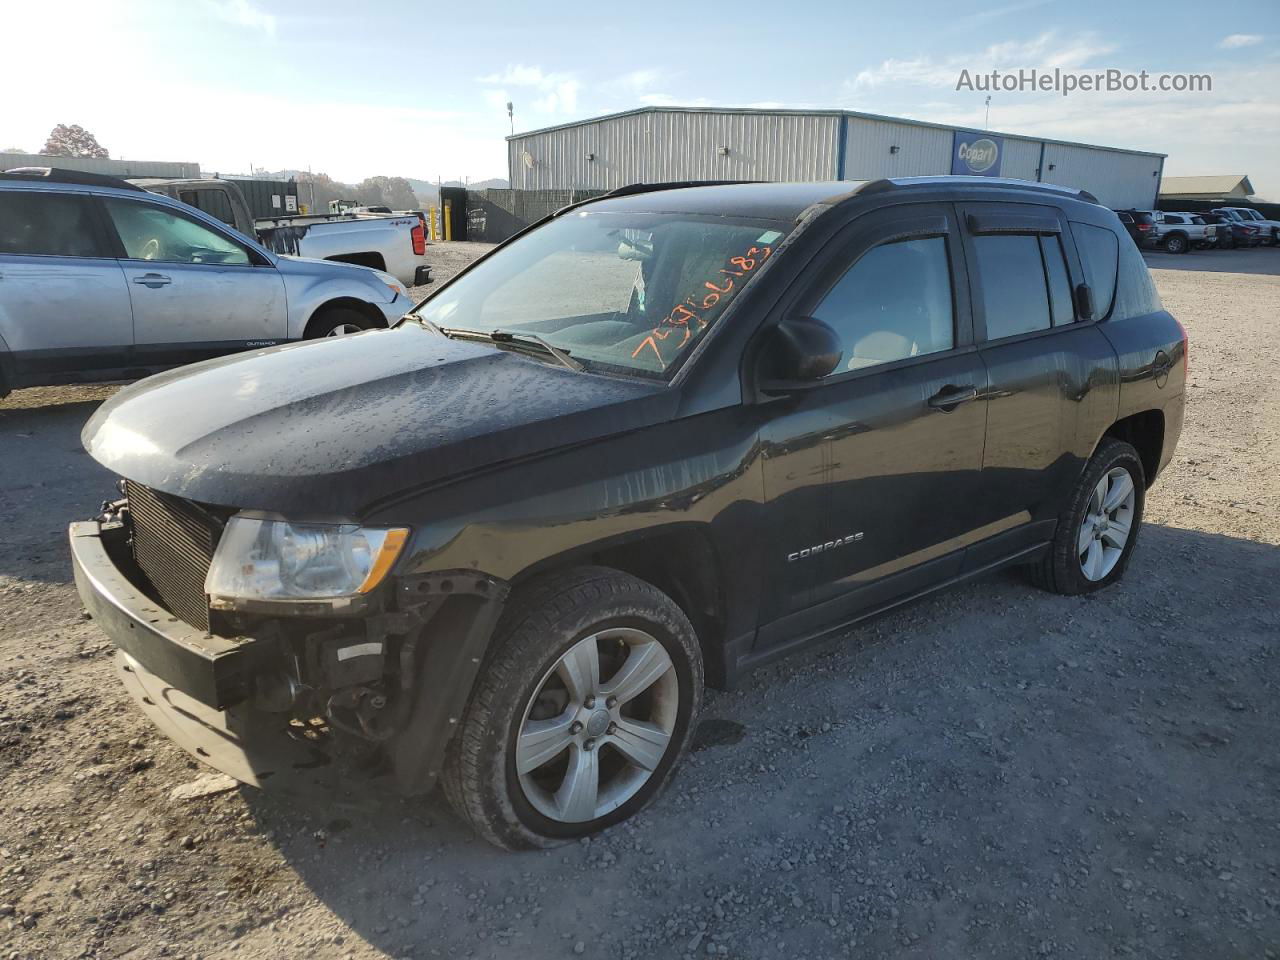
[0,166,145,192]
[859,176,1099,204]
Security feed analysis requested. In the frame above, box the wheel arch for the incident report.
[324,251,387,272]
[1101,409,1165,488]
[508,524,729,688]
[303,297,388,338]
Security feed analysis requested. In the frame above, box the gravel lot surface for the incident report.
[0,244,1277,960]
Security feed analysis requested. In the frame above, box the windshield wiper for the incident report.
[490,330,584,371]
[407,314,450,337]
[441,327,584,372]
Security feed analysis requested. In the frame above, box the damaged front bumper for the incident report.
[69,517,508,795]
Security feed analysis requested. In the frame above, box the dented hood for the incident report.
[83,323,672,516]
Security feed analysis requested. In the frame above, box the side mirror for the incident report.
[1074,283,1095,321]
[760,316,842,389]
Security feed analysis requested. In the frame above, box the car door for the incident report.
[98,195,287,366]
[0,189,133,382]
[755,203,989,648]
[957,202,1120,570]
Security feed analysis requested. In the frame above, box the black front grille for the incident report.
[126,481,222,632]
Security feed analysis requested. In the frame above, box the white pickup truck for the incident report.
[1151,212,1216,254]
[133,178,432,287]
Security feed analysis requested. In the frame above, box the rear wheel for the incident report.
[307,306,372,338]
[441,567,703,850]
[1031,438,1145,595]
[1164,233,1188,254]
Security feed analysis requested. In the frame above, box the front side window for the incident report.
[973,234,1051,339]
[0,191,107,258]
[102,198,251,265]
[1070,222,1119,320]
[810,236,954,372]
[415,211,792,379]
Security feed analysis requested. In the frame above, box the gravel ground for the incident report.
[0,244,1277,960]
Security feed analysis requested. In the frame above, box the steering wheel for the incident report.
[140,238,161,261]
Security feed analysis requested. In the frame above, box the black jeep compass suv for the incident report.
[72,177,1186,849]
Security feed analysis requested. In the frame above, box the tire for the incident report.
[1030,438,1145,596]
[1164,234,1188,254]
[307,306,372,338]
[441,567,704,850]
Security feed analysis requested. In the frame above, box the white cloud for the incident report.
[479,64,579,115]
[850,31,1114,90]
[1218,33,1263,48]
[204,0,276,36]
[964,0,1052,23]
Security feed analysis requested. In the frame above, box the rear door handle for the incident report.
[133,273,172,287]
[927,385,978,411]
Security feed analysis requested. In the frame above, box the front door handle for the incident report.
[927,384,978,411]
[132,273,172,288]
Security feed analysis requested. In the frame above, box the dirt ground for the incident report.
[0,243,1277,960]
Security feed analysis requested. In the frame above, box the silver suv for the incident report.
[0,168,414,397]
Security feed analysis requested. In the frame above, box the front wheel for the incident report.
[441,568,703,850]
[1031,438,1145,595]
[1164,234,1188,254]
[307,306,372,338]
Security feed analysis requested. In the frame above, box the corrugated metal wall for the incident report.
[1040,143,1161,210]
[842,116,952,179]
[0,151,200,179]
[999,138,1043,181]
[507,110,1163,210]
[509,111,839,190]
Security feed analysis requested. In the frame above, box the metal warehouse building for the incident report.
[507,107,1166,210]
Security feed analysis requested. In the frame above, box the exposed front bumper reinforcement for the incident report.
[71,519,343,791]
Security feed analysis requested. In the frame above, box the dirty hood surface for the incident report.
[83,324,673,515]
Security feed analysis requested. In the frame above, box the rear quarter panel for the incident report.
[1098,310,1186,478]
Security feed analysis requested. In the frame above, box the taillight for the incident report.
[1137,223,1151,231]
[410,222,425,256]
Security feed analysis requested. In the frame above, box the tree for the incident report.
[357,176,419,211]
[3,147,27,154]
[41,124,109,159]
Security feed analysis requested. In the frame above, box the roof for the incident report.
[1158,174,1254,197]
[507,106,1167,159]
[581,176,1098,221]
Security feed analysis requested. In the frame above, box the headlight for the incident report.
[205,517,409,603]
[373,271,407,301]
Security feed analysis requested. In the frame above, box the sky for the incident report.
[4,0,1279,196]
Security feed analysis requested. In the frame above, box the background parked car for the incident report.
[0,168,414,398]
[1196,212,1257,249]
[1151,212,1216,254]
[1227,207,1280,245]
[1115,210,1158,248]
[133,177,432,286]
[1211,208,1268,247]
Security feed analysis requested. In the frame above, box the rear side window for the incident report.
[1070,222,1119,319]
[0,191,108,258]
[810,236,954,372]
[1117,213,1133,224]
[1111,237,1162,320]
[972,234,1051,339]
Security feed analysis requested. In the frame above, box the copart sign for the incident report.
[951,132,1004,177]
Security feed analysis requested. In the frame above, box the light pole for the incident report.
[984,95,991,129]
[507,101,514,137]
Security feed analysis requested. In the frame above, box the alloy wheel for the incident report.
[326,323,364,337]
[1077,466,1136,581]
[516,628,678,824]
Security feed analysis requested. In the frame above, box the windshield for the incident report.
[413,210,791,379]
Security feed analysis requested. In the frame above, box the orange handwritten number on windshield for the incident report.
[631,244,772,365]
